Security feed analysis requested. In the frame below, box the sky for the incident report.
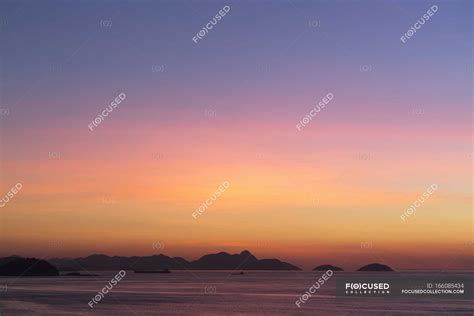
[0,0,472,270]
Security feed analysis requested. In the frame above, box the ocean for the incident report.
[0,271,472,315]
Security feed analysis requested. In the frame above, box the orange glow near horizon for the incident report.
[0,115,471,271]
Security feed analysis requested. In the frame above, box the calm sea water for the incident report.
[0,271,472,315]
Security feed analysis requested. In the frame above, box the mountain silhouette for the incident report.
[357,263,394,271]
[0,255,22,267]
[50,250,301,271]
[0,257,59,276]
[191,250,257,270]
[313,264,343,271]
[244,259,300,270]
[50,254,189,271]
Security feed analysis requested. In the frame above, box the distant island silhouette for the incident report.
[0,256,59,276]
[357,263,394,271]
[313,264,344,271]
[1,253,396,274]
[50,250,301,271]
